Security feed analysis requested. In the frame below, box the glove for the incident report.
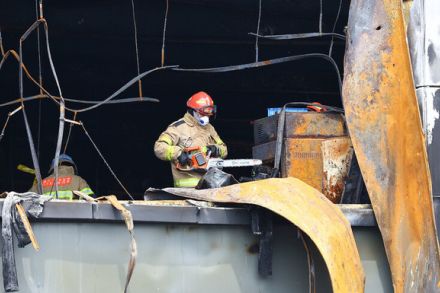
[177,151,190,165]
[206,145,220,157]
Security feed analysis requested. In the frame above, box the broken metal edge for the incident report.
[0,199,373,225]
[1,197,438,227]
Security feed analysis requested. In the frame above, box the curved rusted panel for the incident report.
[342,0,440,292]
[165,178,365,293]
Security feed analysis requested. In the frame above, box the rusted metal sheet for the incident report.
[253,137,353,203]
[322,138,354,203]
[343,0,440,292]
[283,138,325,191]
[254,138,326,191]
[253,112,347,145]
[164,178,365,293]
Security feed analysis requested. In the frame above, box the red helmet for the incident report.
[186,91,216,116]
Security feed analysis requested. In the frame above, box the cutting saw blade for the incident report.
[207,158,262,169]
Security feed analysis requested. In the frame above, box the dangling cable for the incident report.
[174,53,342,94]
[130,0,143,98]
[63,111,77,153]
[19,26,44,194]
[298,230,316,293]
[0,106,23,143]
[161,0,169,67]
[39,0,44,19]
[249,32,345,40]
[80,121,134,200]
[0,55,168,112]
[329,0,343,57]
[63,66,174,113]
[0,50,160,109]
[0,95,159,108]
[36,87,42,158]
[22,106,44,194]
[35,0,44,158]
[42,19,65,199]
[0,29,5,57]
[319,0,323,34]
[19,19,65,198]
[255,0,262,62]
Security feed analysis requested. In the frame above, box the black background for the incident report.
[0,0,349,198]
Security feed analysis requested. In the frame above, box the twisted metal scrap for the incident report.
[1,192,51,292]
[342,0,440,292]
[74,192,137,293]
[165,178,365,293]
[100,196,136,293]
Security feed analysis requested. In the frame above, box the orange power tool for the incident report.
[176,146,262,172]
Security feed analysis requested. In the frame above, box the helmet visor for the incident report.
[197,105,217,116]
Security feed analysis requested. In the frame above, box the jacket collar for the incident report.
[183,112,197,127]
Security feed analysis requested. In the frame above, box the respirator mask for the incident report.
[193,111,210,126]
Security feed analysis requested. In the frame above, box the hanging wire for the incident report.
[0,106,23,143]
[173,53,342,95]
[0,45,168,112]
[3,51,342,111]
[19,26,43,194]
[161,0,169,67]
[0,49,159,108]
[39,0,44,19]
[60,66,174,113]
[80,121,134,200]
[21,105,43,194]
[0,29,5,57]
[19,18,65,198]
[0,95,159,108]
[255,0,262,62]
[3,52,342,110]
[41,19,65,200]
[35,0,43,158]
[130,0,143,98]
[319,0,323,34]
[36,84,42,157]
[329,0,343,57]
[0,49,44,168]
[63,111,77,153]
[1,49,39,82]
[298,230,316,293]
[249,32,345,40]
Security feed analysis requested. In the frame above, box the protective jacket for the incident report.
[154,112,228,187]
[29,165,94,199]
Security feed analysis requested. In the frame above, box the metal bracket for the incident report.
[250,207,273,277]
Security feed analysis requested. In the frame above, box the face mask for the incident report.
[194,111,209,126]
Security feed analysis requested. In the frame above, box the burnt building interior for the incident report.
[0,0,349,199]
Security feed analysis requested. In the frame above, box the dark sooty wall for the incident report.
[0,0,349,198]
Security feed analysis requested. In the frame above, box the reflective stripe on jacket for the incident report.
[29,165,95,199]
[174,178,202,188]
[42,187,94,200]
[154,112,228,187]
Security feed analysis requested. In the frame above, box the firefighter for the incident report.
[29,154,94,199]
[154,91,228,187]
